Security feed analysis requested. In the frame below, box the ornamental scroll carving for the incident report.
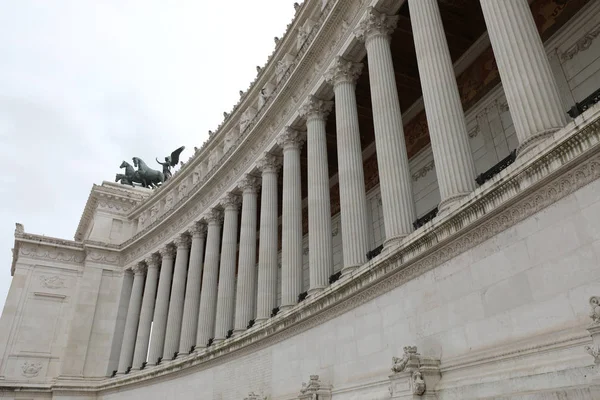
[324,57,363,86]
[20,245,85,265]
[389,346,440,398]
[585,296,600,365]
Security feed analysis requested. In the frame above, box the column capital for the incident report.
[174,233,191,249]
[325,56,363,87]
[277,126,306,151]
[299,95,334,121]
[220,192,241,211]
[159,244,176,259]
[238,174,261,194]
[204,208,224,225]
[355,6,398,43]
[189,221,207,238]
[256,152,282,174]
[144,253,160,269]
[132,262,146,275]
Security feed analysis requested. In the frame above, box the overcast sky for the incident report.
[0,1,297,312]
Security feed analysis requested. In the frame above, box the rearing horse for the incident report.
[133,157,165,188]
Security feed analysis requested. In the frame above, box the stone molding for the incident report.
[45,105,600,394]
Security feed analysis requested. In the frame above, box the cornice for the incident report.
[42,103,600,394]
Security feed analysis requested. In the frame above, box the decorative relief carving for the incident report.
[244,392,266,400]
[277,127,306,150]
[299,95,333,121]
[15,222,24,235]
[585,344,600,364]
[159,244,176,259]
[132,262,146,275]
[412,160,435,182]
[238,174,261,193]
[391,346,418,373]
[324,56,363,86]
[589,296,600,325]
[87,250,119,265]
[174,233,191,249]
[560,23,600,61]
[220,192,242,210]
[412,370,426,396]
[256,152,282,173]
[145,253,160,268]
[39,275,66,290]
[189,221,207,237]
[20,245,85,265]
[240,107,257,133]
[354,6,398,42]
[205,208,224,225]
[21,361,42,378]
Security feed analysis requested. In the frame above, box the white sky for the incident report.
[0,0,298,312]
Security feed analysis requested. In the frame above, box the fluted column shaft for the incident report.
[147,246,175,365]
[162,235,191,360]
[300,96,334,293]
[278,128,304,311]
[132,256,160,369]
[356,9,416,240]
[407,2,477,212]
[117,265,145,374]
[255,154,280,322]
[326,58,370,273]
[196,211,223,348]
[214,195,240,341]
[480,0,566,155]
[234,176,260,332]
[178,224,206,355]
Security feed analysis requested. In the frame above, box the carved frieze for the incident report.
[412,161,435,182]
[39,275,66,290]
[19,245,85,265]
[560,22,600,61]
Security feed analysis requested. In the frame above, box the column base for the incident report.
[254,317,269,324]
[517,128,560,158]
[279,304,294,313]
[233,328,245,335]
[213,338,225,344]
[383,234,408,248]
[438,192,471,216]
[341,265,359,277]
[308,286,326,296]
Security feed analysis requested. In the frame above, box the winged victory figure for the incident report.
[156,146,185,180]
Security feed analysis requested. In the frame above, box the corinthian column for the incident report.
[117,263,145,374]
[406,2,477,213]
[162,233,191,360]
[277,127,305,311]
[196,209,223,348]
[234,175,260,333]
[479,0,566,155]
[255,153,281,322]
[147,244,176,365]
[299,95,334,294]
[178,222,206,355]
[355,8,416,238]
[132,254,160,370]
[325,57,370,274]
[214,194,241,342]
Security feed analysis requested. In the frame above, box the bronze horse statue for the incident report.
[116,161,146,187]
[133,157,165,188]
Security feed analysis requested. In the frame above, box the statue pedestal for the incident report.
[389,346,440,399]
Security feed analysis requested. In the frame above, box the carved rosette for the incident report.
[256,152,282,174]
[238,174,261,194]
[277,126,306,151]
[174,233,191,249]
[204,208,224,226]
[132,262,146,275]
[355,6,398,43]
[145,254,160,269]
[189,221,207,238]
[299,95,333,121]
[325,56,363,87]
[21,361,42,378]
[159,244,176,259]
[220,193,242,211]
